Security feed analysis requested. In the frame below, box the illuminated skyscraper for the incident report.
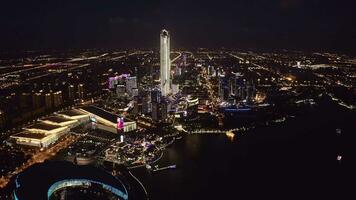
[126,76,137,96]
[151,89,161,104]
[44,93,53,110]
[160,29,171,96]
[68,85,75,101]
[77,84,84,100]
[0,110,6,130]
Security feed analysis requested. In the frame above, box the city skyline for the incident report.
[0,1,355,200]
[0,32,355,199]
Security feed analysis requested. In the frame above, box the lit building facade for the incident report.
[80,106,137,133]
[160,29,171,96]
[77,84,84,100]
[11,122,70,148]
[126,76,137,96]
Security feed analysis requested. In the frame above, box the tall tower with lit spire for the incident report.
[160,29,171,96]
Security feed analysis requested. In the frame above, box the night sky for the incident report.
[1,0,355,53]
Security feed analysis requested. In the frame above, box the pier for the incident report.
[146,164,177,173]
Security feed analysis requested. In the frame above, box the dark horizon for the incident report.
[0,0,355,55]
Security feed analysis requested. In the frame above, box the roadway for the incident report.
[0,134,81,188]
[171,51,182,63]
[112,52,139,61]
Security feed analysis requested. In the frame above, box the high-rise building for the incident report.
[151,102,159,122]
[161,100,168,122]
[236,79,246,101]
[32,92,43,109]
[68,85,75,101]
[108,76,119,89]
[246,81,256,103]
[131,88,139,97]
[20,92,32,110]
[142,95,150,114]
[172,84,179,95]
[150,89,168,122]
[218,76,229,101]
[77,84,84,100]
[116,85,126,97]
[132,96,139,116]
[151,89,161,104]
[44,93,53,110]
[182,53,187,66]
[53,91,63,108]
[126,77,137,96]
[160,29,171,96]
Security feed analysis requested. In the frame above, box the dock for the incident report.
[146,164,177,173]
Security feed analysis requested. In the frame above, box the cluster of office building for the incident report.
[108,74,138,98]
[219,73,257,104]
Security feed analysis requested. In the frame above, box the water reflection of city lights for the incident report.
[254,93,266,103]
[226,131,235,141]
[286,77,293,81]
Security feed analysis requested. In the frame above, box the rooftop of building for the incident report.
[80,106,133,124]
[58,109,87,117]
[12,131,47,139]
[42,116,76,123]
[26,122,63,131]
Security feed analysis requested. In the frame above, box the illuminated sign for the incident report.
[117,117,124,130]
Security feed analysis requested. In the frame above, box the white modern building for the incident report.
[160,29,171,96]
[11,131,64,148]
[11,109,89,148]
[126,76,137,96]
[11,123,69,148]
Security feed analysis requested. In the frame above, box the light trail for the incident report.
[128,170,149,200]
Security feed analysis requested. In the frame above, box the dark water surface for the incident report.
[132,98,356,200]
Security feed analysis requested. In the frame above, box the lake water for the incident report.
[132,97,356,200]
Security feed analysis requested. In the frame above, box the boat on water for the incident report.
[336,128,342,135]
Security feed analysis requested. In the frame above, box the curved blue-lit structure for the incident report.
[13,161,128,200]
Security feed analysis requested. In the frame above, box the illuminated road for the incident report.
[68,53,109,62]
[229,53,270,71]
[171,51,182,63]
[0,134,81,188]
[1,63,62,76]
[26,63,91,81]
[112,52,139,61]
[2,52,105,77]
[229,53,245,62]
[198,65,219,111]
